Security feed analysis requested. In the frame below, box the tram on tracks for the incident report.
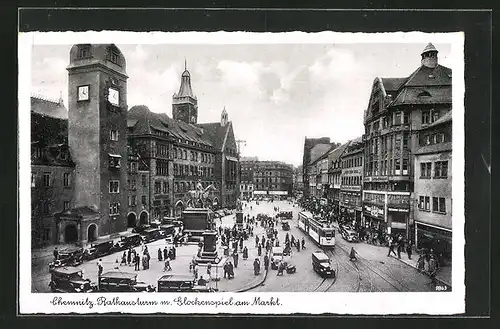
[298,211,335,247]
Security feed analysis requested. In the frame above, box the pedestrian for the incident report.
[242,246,248,260]
[296,240,300,252]
[142,254,148,270]
[171,246,177,260]
[349,247,357,261]
[223,262,229,278]
[193,264,199,280]
[257,244,262,256]
[264,254,269,271]
[291,235,295,247]
[233,250,239,268]
[121,252,127,265]
[163,246,168,260]
[144,245,148,255]
[301,237,305,249]
[134,254,140,271]
[127,248,132,266]
[53,247,59,260]
[97,259,103,277]
[406,243,412,260]
[158,248,163,262]
[428,255,438,284]
[277,261,285,276]
[163,257,172,271]
[253,258,261,275]
[387,242,397,257]
[262,236,266,248]
[207,263,212,279]
[239,237,244,250]
[198,276,208,286]
[417,254,425,272]
[228,261,235,279]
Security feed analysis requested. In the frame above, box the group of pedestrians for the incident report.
[118,245,151,271]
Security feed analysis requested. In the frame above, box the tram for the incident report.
[298,211,335,247]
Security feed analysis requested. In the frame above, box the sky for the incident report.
[31,42,454,167]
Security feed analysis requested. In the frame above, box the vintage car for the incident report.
[278,211,293,220]
[340,225,359,243]
[132,224,151,234]
[312,251,335,277]
[157,274,217,293]
[281,221,291,231]
[270,247,290,270]
[97,271,155,292]
[83,239,115,260]
[49,267,95,293]
[49,247,84,271]
[114,233,143,251]
[141,228,165,243]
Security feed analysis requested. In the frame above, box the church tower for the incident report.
[67,44,129,237]
[172,60,198,124]
[421,43,439,68]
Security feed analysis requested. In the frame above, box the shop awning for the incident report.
[225,155,238,162]
[108,153,122,158]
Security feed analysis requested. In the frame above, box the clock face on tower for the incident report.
[77,85,89,101]
[108,87,120,106]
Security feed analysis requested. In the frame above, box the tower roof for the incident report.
[175,60,195,98]
[421,43,438,55]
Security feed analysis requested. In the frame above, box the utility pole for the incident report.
[235,139,247,156]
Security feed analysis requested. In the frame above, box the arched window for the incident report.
[174,148,178,159]
[183,150,187,160]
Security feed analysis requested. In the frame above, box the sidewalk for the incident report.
[331,222,452,288]
[389,254,451,288]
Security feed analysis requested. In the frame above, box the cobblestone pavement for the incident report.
[32,201,445,293]
[248,201,441,293]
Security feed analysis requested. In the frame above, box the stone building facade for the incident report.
[339,137,364,226]
[362,43,452,239]
[413,111,452,262]
[242,159,293,199]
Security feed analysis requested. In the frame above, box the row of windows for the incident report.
[32,200,71,217]
[420,132,446,147]
[32,148,68,161]
[156,159,169,176]
[255,177,287,183]
[156,143,169,158]
[365,158,410,176]
[342,156,362,169]
[128,195,148,207]
[127,161,138,173]
[173,147,214,164]
[341,176,362,186]
[173,164,213,177]
[367,132,409,156]
[418,196,447,214]
[368,110,410,133]
[32,172,71,188]
[154,181,169,195]
[420,161,448,179]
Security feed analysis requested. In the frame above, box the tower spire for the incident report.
[184,58,187,71]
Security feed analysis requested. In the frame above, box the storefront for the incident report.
[362,203,386,232]
[415,222,452,265]
[386,194,410,238]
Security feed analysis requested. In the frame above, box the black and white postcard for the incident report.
[18,30,465,314]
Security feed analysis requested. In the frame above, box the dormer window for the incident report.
[108,154,121,169]
[418,90,432,98]
[60,151,67,161]
[106,46,122,67]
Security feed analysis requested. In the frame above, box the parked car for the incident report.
[132,224,151,234]
[97,271,155,292]
[49,246,84,271]
[157,274,217,292]
[141,228,165,243]
[83,239,115,260]
[339,225,359,242]
[49,267,95,293]
[114,233,143,251]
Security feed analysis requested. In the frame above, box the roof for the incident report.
[327,141,351,163]
[391,86,452,106]
[309,143,335,164]
[415,141,452,155]
[128,105,214,148]
[380,78,407,93]
[422,42,438,54]
[101,271,137,279]
[402,64,452,87]
[31,96,68,119]
[58,206,100,218]
[420,110,452,130]
[158,274,194,282]
[52,267,82,275]
[196,122,231,151]
[175,69,195,98]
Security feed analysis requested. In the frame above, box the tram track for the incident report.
[335,243,409,292]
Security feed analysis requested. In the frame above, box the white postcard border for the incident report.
[18,31,465,315]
